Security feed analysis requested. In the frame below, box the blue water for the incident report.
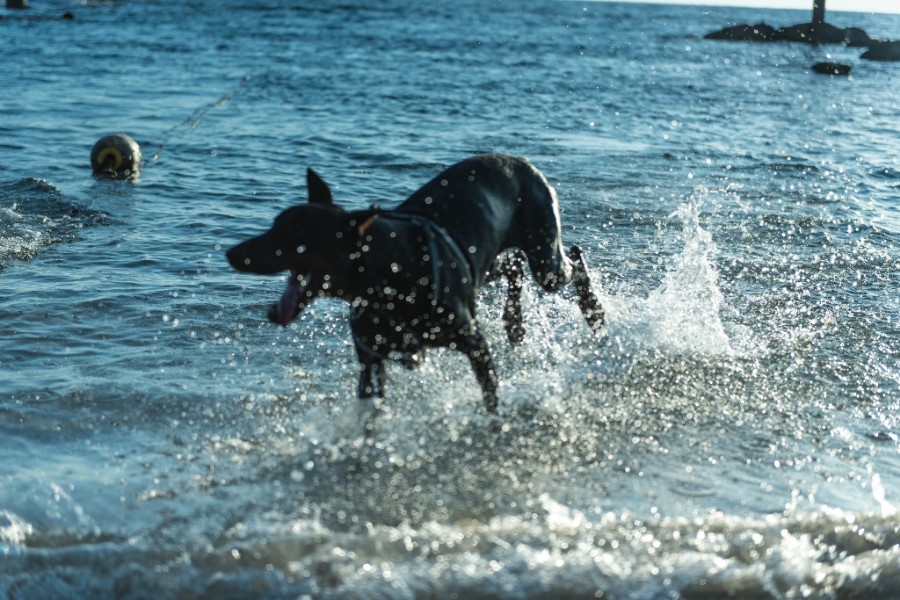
[2,0,899,597]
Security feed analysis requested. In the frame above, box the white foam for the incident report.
[0,205,45,264]
[194,503,900,599]
[2,501,896,598]
[0,510,32,547]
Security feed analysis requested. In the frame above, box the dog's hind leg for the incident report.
[502,250,526,345]
[455,326,499,414]
[358,360,386,399]
[355,360,385,436]
[488,250,527,345]
[568,245,604,331]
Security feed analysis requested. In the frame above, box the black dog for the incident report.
[227,154,603,415]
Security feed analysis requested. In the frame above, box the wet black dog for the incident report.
[227,154,603,415]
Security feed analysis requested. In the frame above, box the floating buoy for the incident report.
[90,133,142,179]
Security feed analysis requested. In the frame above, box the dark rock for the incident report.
[861,40,900,61]
[812,62,852,76]
[775,22,847,44]
[843,27,873,47]
[706,22,876,48]
[705,23,776,42]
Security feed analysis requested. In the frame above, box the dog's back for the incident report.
[397,154,571,290]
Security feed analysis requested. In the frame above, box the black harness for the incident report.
[349,210,474,365]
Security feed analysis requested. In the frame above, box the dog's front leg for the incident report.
[456,328,499,414]
[489,250,527,345]
[358,360,386,399]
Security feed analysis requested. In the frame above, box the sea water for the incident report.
[1,0,898,597]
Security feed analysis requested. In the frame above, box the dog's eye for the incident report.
[296,245,307,254]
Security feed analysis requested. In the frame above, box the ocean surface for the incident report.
[2,0,898,597]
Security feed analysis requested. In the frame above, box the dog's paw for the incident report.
[485,413,505,435]
[334,397,382,442]
[582,304,605,332]
[396,351,423,370]
[359,397,382,438]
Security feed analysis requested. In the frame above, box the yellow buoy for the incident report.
[90,133,142,180]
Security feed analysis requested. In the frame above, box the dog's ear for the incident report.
[307,168,334,205]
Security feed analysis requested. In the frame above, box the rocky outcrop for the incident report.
[843,27,874,48]
[861,40,900,61]
[705,23,776,42]
[776,23,851,44]
[705,22,871,46]
[706,21,900,62]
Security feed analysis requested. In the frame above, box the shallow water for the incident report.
[1,0,899,598]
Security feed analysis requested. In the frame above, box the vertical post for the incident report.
[812,0,826,26]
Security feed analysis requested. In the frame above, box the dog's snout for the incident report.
[226,242,260,272]
[226,244,247,269]
[226,237,287,275]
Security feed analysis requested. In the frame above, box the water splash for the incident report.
[871,473,896,518]
[0,178,106,268]
[610,197,738,358]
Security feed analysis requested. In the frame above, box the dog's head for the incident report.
[227,168,376,326]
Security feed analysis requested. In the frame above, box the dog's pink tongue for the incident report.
[274,273,304,326]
